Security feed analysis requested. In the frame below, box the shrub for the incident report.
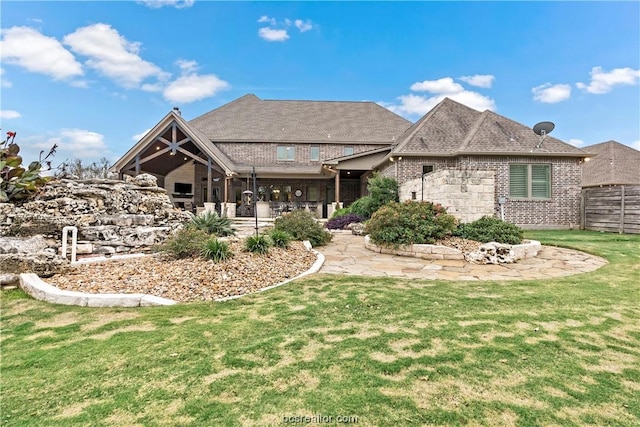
[244,234,271,254]
[326,213,364,230]
[274,209,332,247]
[366,201,457,247]
[268,229,292,248]
[348,196,374,219]
[188,211,235,236]
[455,216,523,245]
[1,131,57,203]
[348,173,399,220]
[331,207,352,218]
[161,227,209,259]
[201,238,233,262]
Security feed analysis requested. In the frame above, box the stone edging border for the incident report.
[364,235,542,261]
[18,241,325,307]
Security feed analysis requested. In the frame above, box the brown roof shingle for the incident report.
[189,94,411,144]
[582,140,640,187]
[392,98,589,157]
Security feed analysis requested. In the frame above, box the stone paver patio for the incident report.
[317,233,608,281]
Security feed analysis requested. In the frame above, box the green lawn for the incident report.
[1,230,639,426]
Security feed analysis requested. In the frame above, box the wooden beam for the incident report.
[135,155,140,175]
[207,158,213,204]
[138,147,171,164]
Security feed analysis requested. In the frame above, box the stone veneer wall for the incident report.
[379,156,582,228]
[0,174,191,257]
[399,169,495,223]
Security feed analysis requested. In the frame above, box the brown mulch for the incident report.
[47,240,317,302]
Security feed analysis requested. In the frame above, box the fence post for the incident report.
[619,185,625,234]
[61,226,78,263]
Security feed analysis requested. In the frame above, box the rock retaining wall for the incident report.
[364,235,541,264]
[0,174,191,277]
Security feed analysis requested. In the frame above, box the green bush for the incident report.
[274,209,332,247]
[331,207,352,218]
[1,131,56,202]
[161,227,209,259]
[201,238,233,262]
[348,173,399,220]
[348,196,374,219]
[244,234,271,254]
[366,201,457,247]
[268,229,292,248]
[455,216,523,245]
[188,211,236,236]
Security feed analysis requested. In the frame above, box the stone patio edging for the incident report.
[17,241,325,307]
[364,235,542,261]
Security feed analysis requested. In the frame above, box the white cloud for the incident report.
[411,77,464,94]
[632,140,640,151]
[63,23,169,89]
[568,138,585,147]
[458,74,495,88]
[28,129,108,160]
[295,19,313,32]
[258,15,277,25]
[141,82,164,92]
[133,129,151,141]
[576,66,640,94]
[0,68,12,88]
[70,80,90,89]
[0,26,83,80]
[137,0,194,9]
[385,77,496,116]
[164,74,229,103]
[258,27,289,42]
[176,59,198,73]
[532,83,572,103]
[0,110,21,119]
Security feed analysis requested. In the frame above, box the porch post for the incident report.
[207,158,213,203]
[335,172,340,205]
[135,155,140,175]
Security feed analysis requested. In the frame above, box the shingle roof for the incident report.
[189,94,411,143]
[392,98,588,157]
[582,140,640,187]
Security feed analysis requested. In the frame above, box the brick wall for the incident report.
[399,169,495,223]
[217,142,385,165]
[381,155,582,227]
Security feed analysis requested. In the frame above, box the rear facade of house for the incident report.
[112,94,590,227]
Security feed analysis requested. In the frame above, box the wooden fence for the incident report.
[581,185,640,234]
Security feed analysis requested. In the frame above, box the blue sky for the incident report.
[1,1,639,168]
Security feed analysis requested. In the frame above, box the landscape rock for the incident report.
[348,222,366,236]
[466,242,516,264]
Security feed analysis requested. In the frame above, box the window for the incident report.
[422,164,434,175]
[411,191,417,200]
[310,146,320,162]
[344,146,354,156]
[509,164,551,199]
[174,182,192,194]
[307,186,318,202]
[277,146,295,161]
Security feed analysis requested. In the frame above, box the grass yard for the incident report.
[1,230,639,426]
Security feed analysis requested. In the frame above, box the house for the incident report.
[371,98,591,228]
[112,94,591,227]
[112,94,410,218]
[580,141,640,234]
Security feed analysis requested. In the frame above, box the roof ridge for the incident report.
[457,110,490,153]
[392,100,447,153]
[189,94,260,124]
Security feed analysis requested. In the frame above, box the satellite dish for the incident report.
[533,121,555,136]
[532,121,555,150]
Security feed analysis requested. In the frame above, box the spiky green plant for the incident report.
[244,234,271,255]
[188,211,236,236]
[268,229,292,248]
[201,238,232,262]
